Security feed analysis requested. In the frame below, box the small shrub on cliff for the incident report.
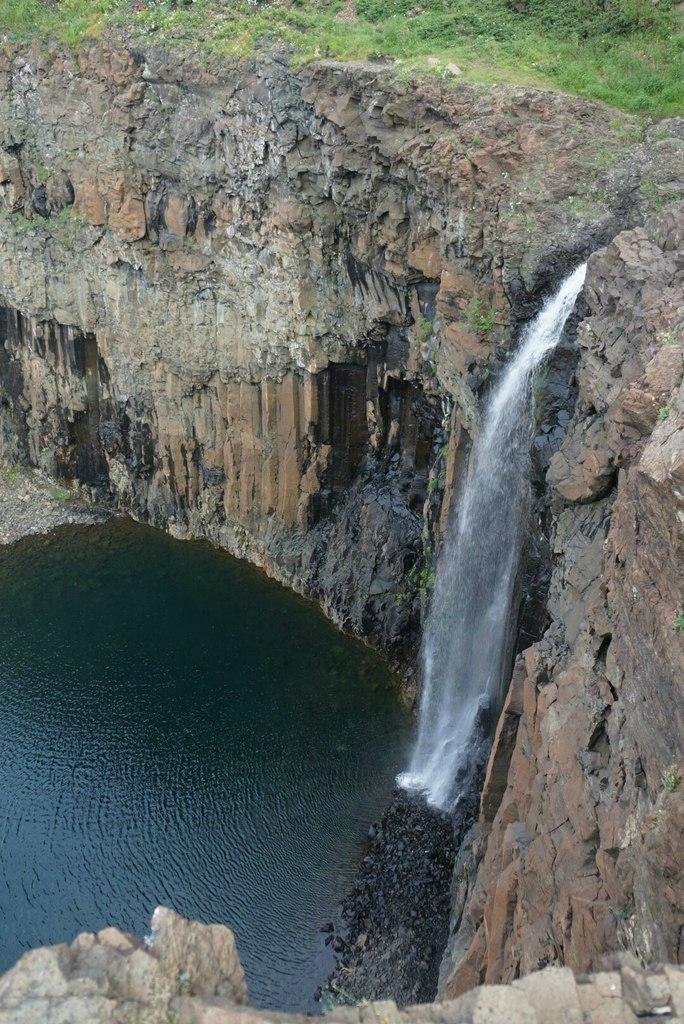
[465,298,496,336]
[413,564,436,594]
[397,548,437,604]
[417,314,434,345]
[0,460,24,485]
[641,178,683,212]
[662,764,681,793]
[48,485,74,502]
[7,212,36,237]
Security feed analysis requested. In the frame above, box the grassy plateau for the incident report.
[0,0,681,116]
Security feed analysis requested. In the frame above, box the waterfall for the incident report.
[399,264,587,811]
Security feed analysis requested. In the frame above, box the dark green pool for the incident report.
[0,519,410,1010]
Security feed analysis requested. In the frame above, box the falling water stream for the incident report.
[399,264,587,810]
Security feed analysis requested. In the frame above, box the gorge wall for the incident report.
[0,40,680,666]
[0,35,682,1002]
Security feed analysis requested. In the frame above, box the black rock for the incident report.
[323,789,463,1008]
[32,185,50,218]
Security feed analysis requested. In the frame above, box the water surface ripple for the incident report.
[0,519,410,1010]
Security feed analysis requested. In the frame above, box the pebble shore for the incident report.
[0,460,111,546]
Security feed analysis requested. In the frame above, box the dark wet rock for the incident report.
[324,791,458,1006]
[31,183,49,218]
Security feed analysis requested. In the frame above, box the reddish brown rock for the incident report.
[480,654,526,824]
[164,193,189,238]
[74,180,106,225]
[108,193,146,240]
[408,235,441,278]
[547,416,614,501]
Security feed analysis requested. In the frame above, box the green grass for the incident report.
[0,0,681,116]
[48,485,74,502]
[641,178,683,210]
[0,459,23,485]
[662,764,681,793]
[465,297,496,335]
[0,0,116,46]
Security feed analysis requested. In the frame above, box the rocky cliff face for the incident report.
[0,36,682,1002]
[0,40,680,671]
[440,204,683,995]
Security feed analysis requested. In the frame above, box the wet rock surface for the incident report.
[323,792,458,1007]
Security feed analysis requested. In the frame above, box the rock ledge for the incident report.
[0,908,681,1024]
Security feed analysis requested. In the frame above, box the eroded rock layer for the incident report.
[0,303,440,660]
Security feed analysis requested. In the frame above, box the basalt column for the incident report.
[0,305,443,662]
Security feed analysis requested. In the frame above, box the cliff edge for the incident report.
[1,907,682,1024]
